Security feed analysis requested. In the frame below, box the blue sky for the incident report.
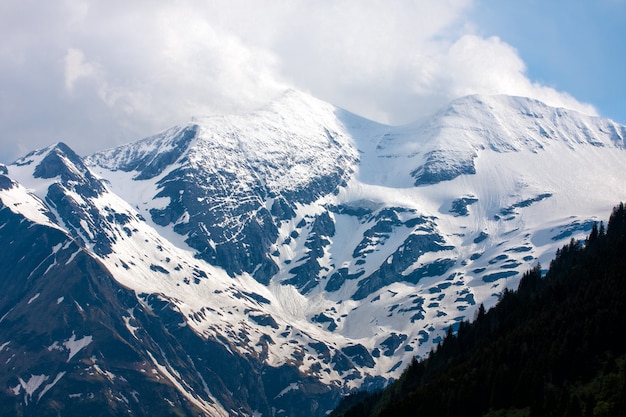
[0,1,624,163]
[472,0,626,124]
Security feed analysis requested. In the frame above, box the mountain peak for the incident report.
[16,142,108,198]
[188,88,343,138]
[442,94,624,139]
[264,88,334,111]
[31,142,86,180]
[10,141,87,180]
[415,93,626,161]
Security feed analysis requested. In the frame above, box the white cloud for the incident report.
[439,35,597,116]
[0,0,599,162]
[64,48,98,91]
[60,2,287,124]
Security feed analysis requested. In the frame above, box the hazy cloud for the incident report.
[0,0,598,162]
[64,48,98,91]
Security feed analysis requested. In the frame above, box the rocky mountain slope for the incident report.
[1,90,625,416]
[330,203,626,417]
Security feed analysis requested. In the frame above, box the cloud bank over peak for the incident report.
[430,34,597,118]
[0,0,597,162]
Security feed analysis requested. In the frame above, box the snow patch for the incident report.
[47,341,63,352]
[18,374,49,405]
[27,293,40,304]
[37,372,66,402]
[93,364,117,381]
[146,351,229,417]
[275,382,299,399]
[0,181,60,230]
[0,307,14,323]
[123,309,140,339]
[63,332,93,362]
[65,249,81,265]
[42,260,58,277]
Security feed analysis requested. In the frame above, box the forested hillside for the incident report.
[332,203,626,417]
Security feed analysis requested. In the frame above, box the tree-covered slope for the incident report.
[332,203,626,417]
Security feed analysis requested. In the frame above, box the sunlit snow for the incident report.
[5,90,626,392]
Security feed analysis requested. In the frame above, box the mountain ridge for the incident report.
[2,90,626,415]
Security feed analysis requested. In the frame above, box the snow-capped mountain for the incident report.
[2,89,626,416]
